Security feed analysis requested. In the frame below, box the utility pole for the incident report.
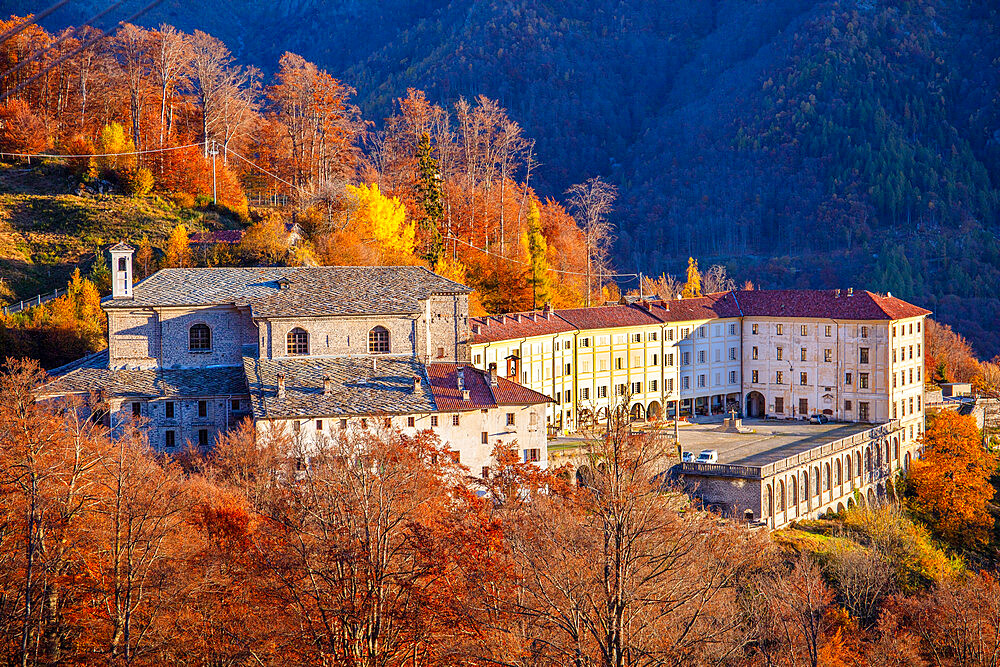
[208,139,218,205]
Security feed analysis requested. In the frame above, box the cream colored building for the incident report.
[471,289,929,444]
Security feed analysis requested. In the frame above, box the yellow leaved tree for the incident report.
[346,183,415,260]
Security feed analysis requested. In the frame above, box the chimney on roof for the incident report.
[835,289,841,298]
[323,376,332,395]
[471,323,481,334]
[887,291,892,298]
[489,366,498,387]
[372,357,377,372]
[847,287,853,297]
[462,389,471,400]
[457,368,465,390]
[513,313,521,322]
[413,375,422,390]
[276,373,286,398]
[543,302,552,314]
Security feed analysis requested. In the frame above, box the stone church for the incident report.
[44,243,551,475]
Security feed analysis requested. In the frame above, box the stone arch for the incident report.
[764,484,774,521]
[893,437,900,461]
[597,406,610,423]
[790,477,798,509]
[647,401,662,420]
[746,391,765,418]
[629,403,645,421]
[812,467,820,498]
[884,441,891,466]
[576,465,593,487]
[801,471,809,504]
[778,480,786,511]
[854,451,862,478]
[867,488,877,507]
[865,446,872,473]
[824,462,831,493]
[837,502,846,514]
[847,497,855,509]
[903,451,911,472]
[835,458,842,486]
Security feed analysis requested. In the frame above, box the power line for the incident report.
[0,141,204,159]
[444,233,637,280]
[223,145,301,192]
[0,0,127,84]
[0,0,73,46]
[0,0,165,103]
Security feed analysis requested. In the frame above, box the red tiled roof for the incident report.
[732,289,931,320]
[471,310,576,343]
[424,363,553,410]
[425,363,495,411]
[646,292,743,322]
[190,230,244,244]
[492,376,554,406]
[555,304,662,330]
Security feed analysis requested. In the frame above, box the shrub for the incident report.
[170,191,196,209]
[124,167,155,197]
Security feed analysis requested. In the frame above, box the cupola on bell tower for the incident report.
[109,242,135,299]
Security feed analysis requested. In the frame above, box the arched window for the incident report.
[824,463,831,492]
[189,323,211,351]
[855,452,862,478]
[287,327,309,355]
[368,326,390,354]
[779,480,786,511]
[835,459,842,486]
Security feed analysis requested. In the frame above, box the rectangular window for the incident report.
[699,326,706,338]
[452,414,460,426]
[729,323,737,335]
[800,372,807,385]
[165,401,174,419]
[649,379,658,391]
[580,338,590,347]
[315,419,323,431]
[481,466,490,479]
[909,323,913,334]
[564,390,571,404]
[293,420,301,433]
[860,348,870,364]
[131,402,141,416]
[666,354,674,366]
[908,345,913,359]
[598,386,608,398]
[775,397,784,413]
[565,363,572,376]
[682,352,690,365]
[776,371,783,384]
[776,324,784,335]
[917,344,921,357]
[651,353,658,366]
[649,331,657,341]
[800,348,807,362]
[431,415,439,427]
[667,329,674,341]
[824,349,832,362]
[861,326,869,338]
[408,416,415,427]
[752,370,759,383]
[893,374,897,388]
[697,375,706,388]
[845,372,852,385]
[525,448,541,463]
[909,368,913,384]
[825,325,832,337]
[683,377,690,390]
[859,373,869,389]
[231,399,241,411]
[845,400,852,411]
[165,431,175,448]
[482,431,489,444]
[908,397,914,414]
[698,350,706,364]
[729,347,737,360]
[799,398,808,415]
[198,400,207,418]
[616,383,626,396]
[580,387,590,400]
[893,403,898,419]
[633,333,642,343]
[714,349,721,362]
[198,429,208,447]
[800,325,808,336]
[917,367,921,382]
[729,370,737,384]
[474,353,482,364]
[506,412,515,426]
[615,357,624,370]
[918,395,922,410]
[776,347,783,361]
[632,381,642,394]
[667,378,674,392]
[752,323,759,335]
[892,349,897,363]
[682,327,690,339]
[859,402,870,421]
[752,346,758,360]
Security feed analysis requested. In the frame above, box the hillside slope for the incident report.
[10,0,1000,355]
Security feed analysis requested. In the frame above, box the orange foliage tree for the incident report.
[908,411,996,550]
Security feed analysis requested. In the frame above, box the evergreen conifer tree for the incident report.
[415,133,445,265]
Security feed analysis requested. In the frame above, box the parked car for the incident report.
[809,414,830,424]
[682,451,694,462]
[695,449,718,464]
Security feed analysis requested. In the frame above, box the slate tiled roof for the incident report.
[732,289,932,320]
[103,266,472,317]
[243,354,438,419]
[41,350,249,398]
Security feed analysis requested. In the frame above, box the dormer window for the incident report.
[189,324,211,351]
[287,327,309,355]
[369,326,390,354]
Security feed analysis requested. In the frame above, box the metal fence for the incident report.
[2,287,68,316]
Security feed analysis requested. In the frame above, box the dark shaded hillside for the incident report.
[11,0,1000,355]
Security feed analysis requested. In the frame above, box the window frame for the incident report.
[189,323,212,352]
[287,327,309,356]
[368,326,390,354]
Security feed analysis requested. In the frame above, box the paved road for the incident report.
[676,419,872,466]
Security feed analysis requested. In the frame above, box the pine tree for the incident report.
[414,133,445,266]
[523,201,553,309]
[682,257,702,298]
